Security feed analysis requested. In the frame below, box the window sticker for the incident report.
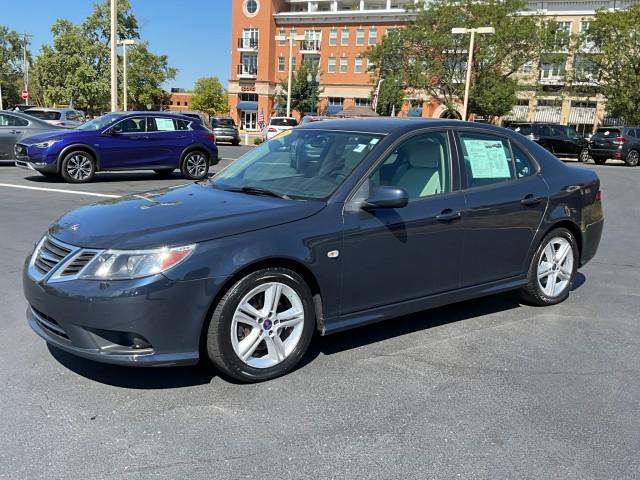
[464,138,512,179]
[353,144,367,153]
[155,118,175,131]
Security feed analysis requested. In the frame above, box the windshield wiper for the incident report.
[221,186,291,200]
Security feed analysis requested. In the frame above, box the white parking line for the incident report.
[0,183,121,198]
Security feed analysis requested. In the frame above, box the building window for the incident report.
[329,28,337,46]
[367,59,376,73]
[240,93,258,102]
[356,28,365,46]
[169,101,173,105]
[278,56,285,72]
[244,0,259,16]
[354,56,363,73]
[328,97,344,106]
[519,61,533,75]
[368,28,377,45]
[328,57,336,73]
[176,101,181,106]
[355,98,371,107]
[242,28,259,49]
[278,29,286,45]
[291,56,297,72]
[341,28,349,46]
[340,57,348,73]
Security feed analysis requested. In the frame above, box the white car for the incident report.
[263,117,298,140]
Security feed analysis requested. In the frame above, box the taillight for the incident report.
[207,134,216,143]
[595,190,602,201]
[613,136,625,145]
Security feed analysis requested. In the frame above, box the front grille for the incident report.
[60,251,97,276]
[34,237,72,275]
[31,307,69,340]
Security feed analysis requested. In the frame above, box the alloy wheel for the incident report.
[537,236,574,298]
[185,153,207,177]
[627,150,639,167]
[66,154,93,181]
[230,282,305,369]
[580,148,591,163]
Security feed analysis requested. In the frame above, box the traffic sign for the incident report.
[21,90,28,100]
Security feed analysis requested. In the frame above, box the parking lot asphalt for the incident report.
[0,154,638,479]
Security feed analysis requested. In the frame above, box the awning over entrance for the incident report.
[237,101,258,111]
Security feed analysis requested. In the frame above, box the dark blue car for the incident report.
[14,112,218,183]
[22,119,604,382]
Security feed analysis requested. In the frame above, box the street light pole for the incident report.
[451,26,495,121]
[117,39,138,111]
[110,0,118,112]
[275,31,298,117]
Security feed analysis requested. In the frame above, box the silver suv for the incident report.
[211,116,240,146]
[24,108,86,128]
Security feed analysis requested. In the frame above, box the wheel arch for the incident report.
[198,257,325,360]
[57,144,101,172]
[539,219,583,260]
[181,143,212,163]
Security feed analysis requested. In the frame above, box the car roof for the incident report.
[270,116,296,120]
[25,107,80,112]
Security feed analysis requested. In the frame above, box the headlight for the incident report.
[34,140,62,149]
[80,244,195,280]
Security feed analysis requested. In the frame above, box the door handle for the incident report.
[436,209,462,222]
[521,194,544,206]
[10,130,22,134]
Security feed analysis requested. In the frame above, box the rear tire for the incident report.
[181,150,209,180]
[60,151,96,183]
[625,149,639,167]
[520,227,579,306]
[579,147,591,163]
[153,169,174,178]
[205,267,315,383]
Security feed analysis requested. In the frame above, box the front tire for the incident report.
[579,147,591,163]
[181,150,209,180]
[60,151,96,183]
[625,149,639,167]
[520,228,579,306]
[205,268,315,382]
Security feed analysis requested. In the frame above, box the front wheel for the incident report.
[205,268,315,382]
[60,151,96,183]
[181,151,209,180]
[520,228,579,306]
[625,149,639,167]
[579,147,591,163]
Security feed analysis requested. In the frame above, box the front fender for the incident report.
[56,144,102,171]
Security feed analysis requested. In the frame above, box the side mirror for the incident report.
[362,186,409,210]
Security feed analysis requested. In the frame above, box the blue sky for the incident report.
[2,0,232,90]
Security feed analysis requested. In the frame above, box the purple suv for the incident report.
[14,112,219,183]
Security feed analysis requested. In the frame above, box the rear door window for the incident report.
[154,117,177,131]
[270,118,297,127]
[457,132,516,188]
[27,110,61,121]
[0,114,29,127]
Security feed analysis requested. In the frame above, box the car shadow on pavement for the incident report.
[48,344,216,389]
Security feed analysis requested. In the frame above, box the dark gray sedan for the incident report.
[23,119,604,382]
[0,110,63,161]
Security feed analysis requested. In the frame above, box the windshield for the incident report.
[26,110,61,120]
[270,118,297,127]
[212,118,235,127]
[77,113,123,131]
[213,129,383,200]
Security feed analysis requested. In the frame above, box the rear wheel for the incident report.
[520,227,579,306]
[205,268,315,382]
[153,169,174,178]
[60,151,96,183]
[181,150,209,180]
[625,149,639,167]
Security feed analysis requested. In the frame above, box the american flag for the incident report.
[258,109,265,130]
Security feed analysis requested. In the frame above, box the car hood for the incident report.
[48,182,326,249]
[20,129,90,144]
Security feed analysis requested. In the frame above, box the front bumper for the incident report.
[23,264,228,367]
[14,144,58,172]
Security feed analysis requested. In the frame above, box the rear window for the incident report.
[212,118,235,127]
[270,118,297,127]
[511,125,532,136]
[26,110,61,121]
[594,128,622,138]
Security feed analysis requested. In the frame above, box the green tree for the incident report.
[190,76,228,115]
[31,0,175,114]
[0,26,26,107]
[275,62,323,115]
[368,0,554,119]
[372,75,405,116]
[578,5,640,124]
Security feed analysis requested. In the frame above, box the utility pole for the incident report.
[117,39,138,111]
[110,0,118,112]
[22,33,33,105]
[451,27,495,121]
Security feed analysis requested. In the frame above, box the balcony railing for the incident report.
[539,75,565,85]
[237,38,259,50]
[237,64,257,77]
[299,40,321,52]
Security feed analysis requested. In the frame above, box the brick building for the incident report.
[166,88,194,112]
[229,0,635,133]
